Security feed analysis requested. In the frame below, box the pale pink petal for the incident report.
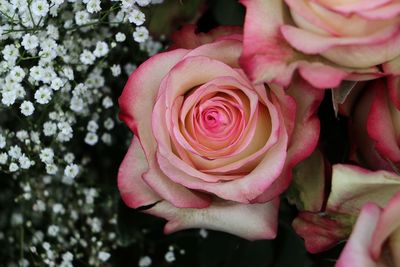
[327,164,400,214]
[281,25,400,68]
[370,192,400,261]
[119,49,188,159]
[335,203,381,267]
[145,198,280,240]
[313,0,391,14]
[350,84,393,170]
[142,164,211,209]
[367,80,400,162]
[384,55,400,75]
[118,136,160,208]
[255,78,323,203]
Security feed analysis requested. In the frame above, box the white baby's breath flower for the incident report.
[61,66,74,80]
[9,66,26,82]
[101,133,111,145]
[84,132,98,145]
[40,148,54,164]
[1,90,16,106]
[50,77,63,90]
[62,252,74,262]
[98,251,111,262]
[2,44,19,64]
[0,153,7,164]
[139,256,152,267]
[34,87,52,104]
[64,153,74,164]
[57,122,73,142]
[110,64,121,77]
[19,154,32,169]
[87,120,98,132]
[16,130,29,141]
[52,203,65,214]
[115,32,126,42]
[86,0,101,13]
[80,50,95,65]
[70,96,84,112]
[93,41,109,57]
[64,163,79,178]
[20,101,35,116]
[133,26,149,43]
[31,0,49,17]
[136,0,151,7]
[102,96,113,108]
[43,121,57,136]
[21,33,39,50]
[47,225,59,236]
[128,9,145,26]
[75,10,90,26]
[165,251,175,263]
[0,134,5,148]
[46,164,58,174]
[9,162,19,172]
[103,118,114,130]
[8,145,22,159]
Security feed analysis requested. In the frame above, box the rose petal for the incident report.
[281,25,400,68]
[327,164,400,214]
[370,192,400,262]
[118,136,161,208]
[335,203,381,267]
[367,80,400,162]
[146,198,280,240]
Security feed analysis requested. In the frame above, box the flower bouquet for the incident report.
[1,0,399,266]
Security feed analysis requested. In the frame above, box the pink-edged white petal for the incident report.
[146,197,280,240]
[281,25,400,68]
[327,164,400,214]
[118,136,160,208]
[335,203,381,267]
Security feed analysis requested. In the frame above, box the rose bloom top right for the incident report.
[240,0,400,89]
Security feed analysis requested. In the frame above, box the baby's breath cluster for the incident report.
[0,0,163,265]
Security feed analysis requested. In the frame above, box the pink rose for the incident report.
[239,0,400,89]
[118,27,323,240]
[351,78,400,171]
[336,192,400,267]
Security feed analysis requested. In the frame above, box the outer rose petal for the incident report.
[281,25,400,68]
[335,204,381,267]
[350,83,393,170]
[370,192,400,262]
[118,136,160,208]
[327,165,400,214]
[145,198,279,240]
[119,48,211,209]
[292,212,349,253]
[255,78,324,202]
[367,80,400,162]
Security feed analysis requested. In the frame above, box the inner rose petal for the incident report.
[174,77,259,158]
